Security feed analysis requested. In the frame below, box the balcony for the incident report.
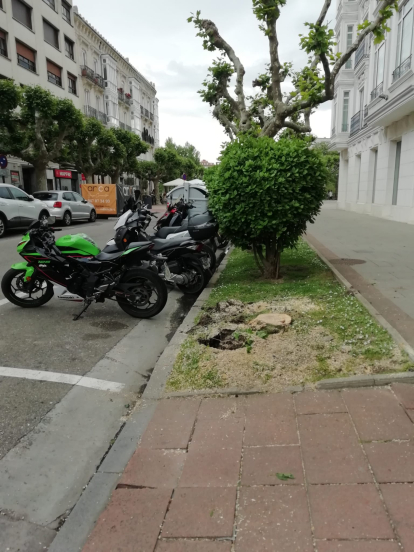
[118,91,132,106]
[48,72,62,87]
[371,81,383,102]
[140,105,144,115]
[150,113,154,121]
[392,55,412,83]
[355,39,368,69]
[350,111,361,136]
[331,127,336,137]
[125,124,132,132]
[145,108,150,118]
[81,66,105,89]
[17,54,36,73]
[84,105,108,124]
[120,122,126,130]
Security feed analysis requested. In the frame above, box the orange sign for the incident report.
[81,184,117,216]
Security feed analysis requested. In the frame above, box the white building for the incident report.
[74,7,159,167]
[0,0,80,191]
[331,0,414,224]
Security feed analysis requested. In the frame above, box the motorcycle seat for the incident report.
[96,241,150,261]
[151,236,195,252]
[157,220,189,239]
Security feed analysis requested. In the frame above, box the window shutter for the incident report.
[47,60,61,77]
[16,41,35,62]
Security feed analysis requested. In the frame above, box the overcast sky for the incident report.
[74,0,335,162]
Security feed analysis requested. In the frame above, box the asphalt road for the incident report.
[0,217,195,551]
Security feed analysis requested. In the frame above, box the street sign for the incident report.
[182,173,187,181]
[54,169,72,179]
[0,155,8,170]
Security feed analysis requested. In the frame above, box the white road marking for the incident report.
[0,366,125,393]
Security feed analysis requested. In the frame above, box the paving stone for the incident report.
[299,414,372,484]
[120,449,186,488]
[83,488,171,552]
[140,399,201,449]
[156,541,232,552]
[179,447,241,487]
[316,541,400,552]
[236,486,313,551]
[343,389,414,441]
[244,394,298,446]
[408,410,414,423]
[364,441,414,483]
[381,483,414,551]
[241,446,304,486]
[309,484,394,540]
[190,417,244,451]
[392,383,414,410]
[162,488,237,538]
[197,397,244,420]
[295,391,347,415]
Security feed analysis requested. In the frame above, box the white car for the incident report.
[33,191,96,226]
[0,184,50,238]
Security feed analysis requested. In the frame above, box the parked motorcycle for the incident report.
[1,217,168,320]
[103,210,210,295]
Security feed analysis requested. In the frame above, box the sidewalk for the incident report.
[307,206,414,350]
[82,387,414,552]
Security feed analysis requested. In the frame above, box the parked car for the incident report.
[32,191,96,227]
[0,184,50,239]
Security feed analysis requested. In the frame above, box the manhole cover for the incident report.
[330,259,366,266]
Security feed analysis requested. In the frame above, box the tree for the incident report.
[165,138,202,165]
[135,147,182,202]
[101,128,148,184]
[0,82,83,191]
[312,142,339,195]
[189,0,398,139]
[205,135,327,279]
[66,117,108,183]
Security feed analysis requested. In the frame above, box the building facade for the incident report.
[0,0,159,192]
[331,0,414,224]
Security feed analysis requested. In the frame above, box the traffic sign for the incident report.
[0,155,7,170]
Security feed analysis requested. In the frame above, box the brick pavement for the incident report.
[83,386,414,552]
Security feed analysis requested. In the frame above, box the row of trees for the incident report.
[0,81,204,195]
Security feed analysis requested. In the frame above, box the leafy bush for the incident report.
[205,135,327,278]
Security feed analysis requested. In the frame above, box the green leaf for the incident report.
[276,473,295,481]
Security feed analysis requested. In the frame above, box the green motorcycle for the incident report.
[1,217,168,320]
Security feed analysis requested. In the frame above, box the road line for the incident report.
[0,367,125,393]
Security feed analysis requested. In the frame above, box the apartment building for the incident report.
[74,8,159,165]
[0,0,80,190]
[330,0,414,224]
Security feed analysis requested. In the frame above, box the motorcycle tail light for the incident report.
[53,201,62,208]
[196,244,204,252]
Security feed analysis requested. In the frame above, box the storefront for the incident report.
[54,169,80,193]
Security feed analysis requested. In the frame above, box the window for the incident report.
[0,187,12,199]
[43,0,55,10]
[63,192,75,201]
[395,0,414,80]
[33,192,58,201]
[10,187,30,201]
[68,73,76,95]
[43,19,59,49]
[0,29,7,58]
[94,59,98,74]
[345,25,353,69]
[47,60,62,87]
[64,37,74,60]
[12,0,32,30]
[61,1,71,24]
[82,49,87,66]
[96,95,101,112]
[372,149,378,204]
[73,192,84,202]
[85,89,90,106]
[392,141,402,205]
[342,91,350,132]
[16,41,36,72]
[374,42,385,88]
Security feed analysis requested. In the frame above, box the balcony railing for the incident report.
[364,104,368,121]
[48,72,62,87]
[331,127,336,137]
[355,39,368,69]
[371,81,383,101]
[84,105,108,124]
[118,91,132,106]
[140,105,144,115]
[81,66,104,89]
[150,113,154,121]
[125,124,132,132]
[145,108,150,118]
[392,55,412,83]
[120,122,126,130]
[350,111,361,136]
[118,91,125,103]
[124,96,133,106]
[341,123,349,132]
[17,54,36,73]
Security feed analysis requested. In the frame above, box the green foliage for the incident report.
[65,117,108,181]
[206,135,327,277]
[312,142,339,194]
[100,128,147,183]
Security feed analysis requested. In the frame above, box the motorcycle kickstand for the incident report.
[73,299,93,321]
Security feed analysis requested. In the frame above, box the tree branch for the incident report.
[264,2,283,103]
[316,0,332,26]
[283,119,312,134]
[213,103,237,140]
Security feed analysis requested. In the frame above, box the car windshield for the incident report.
[33,193,58,201]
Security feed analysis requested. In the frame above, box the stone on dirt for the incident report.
[249,313,292,330]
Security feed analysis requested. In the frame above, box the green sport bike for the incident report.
[1,217,168,320]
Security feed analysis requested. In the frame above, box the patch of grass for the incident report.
[166,337,223,391]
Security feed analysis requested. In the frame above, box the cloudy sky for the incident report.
[75,0,335,162]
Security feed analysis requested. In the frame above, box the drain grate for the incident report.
[330,258,366,266]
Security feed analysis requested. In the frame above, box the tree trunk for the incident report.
[86,174,93,184]
[153,178,160,204]
[254,239,281,280]
[33,165,48,192]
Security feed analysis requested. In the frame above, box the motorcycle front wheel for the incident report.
[116,268,168,319]
[1,268,54,308]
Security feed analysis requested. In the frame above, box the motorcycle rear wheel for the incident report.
[1,269,54,308]
[116,268,168,319]
[177,260,206,295]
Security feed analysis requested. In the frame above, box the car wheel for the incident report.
[63,211,72,226]
[0,216,6,239]
[89,209,97,223]
[39,211,49,224]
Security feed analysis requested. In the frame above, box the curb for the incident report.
[304,235,414,363]
[49,249,232,552]
[316,371,414,390]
